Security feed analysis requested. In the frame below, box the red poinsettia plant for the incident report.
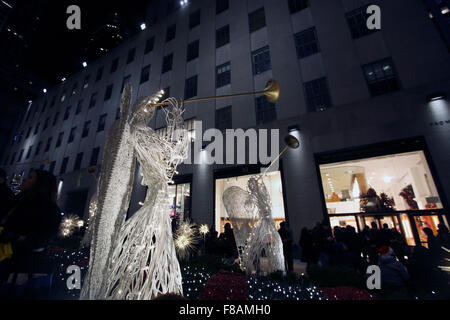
[399,185,418,210]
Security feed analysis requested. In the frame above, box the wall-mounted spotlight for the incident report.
[140,23,146,31]
[180,0,188,6]
[427,92,446,102]
[82,61,88,68]
[288,125,300,133]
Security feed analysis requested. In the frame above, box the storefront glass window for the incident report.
[167,183,191,222]
[215,171,286,234]
[320,151,443,215]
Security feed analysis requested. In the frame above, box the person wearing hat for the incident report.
[378,245,410,289]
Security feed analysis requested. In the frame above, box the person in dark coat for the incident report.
[0,169,14,219]
[0,170,61,288]
[378,245,410,290]
[299,227,316,266]
[278,222,294,273]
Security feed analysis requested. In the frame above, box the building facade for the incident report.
[2,0,450,246]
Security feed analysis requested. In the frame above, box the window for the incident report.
[56,132,64,148]
[26,146,33,159]
[252,46,271,75]
[127,47,136,64]
[249,7,266,33]
[25,127,31,139]
[140,65,151,84]
[45,138,52,152]
[60,91,66,103]
[104,84,113,101]
[162,54,173,73]
[50,96,56,107]
[35,142,42,156]
[89,92,98,108]
[288,0,309,14]
[43,117,49,131]
[187,40,199,62]
[60,157,69,175]
[74,153,83,171]
[161,87,170,101]
[76,100,83,115]
[83,75,90,89]
[18,150,24,162]
[166,24,176,42]
[189,10,201,29]
[9,153,16,165]
[96,66,104,82]
[216,25,230,48]
[82,121,91,138]
[294,27,320,59]
[215,106,232,131]
[255,96,276,124]
[166,0,181,15]
[184,76,198,99]
[41,101,47,113]
[64,106,71,120]
[216,0,229,14]
[97,114,107,132]
[18,131,23,143]
[115,107,121,120]
[111,58,119,73]
[145,37,155,54]
[90,147,100,166]
[121,75,131,92]
[346,5,378,39]
[167,182,192,221]
[215,171,286,233]
[72,83,78,95]
[49,161,56,174]
[304,77,332,112]
[68,127,77,143]
[216,62,231,88]
[53,112,59,126]
[363,58,400,96]
[34,123,40,135]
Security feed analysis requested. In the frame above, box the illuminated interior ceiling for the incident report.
[320,151,423,196]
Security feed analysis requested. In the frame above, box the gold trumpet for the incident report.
[150,79,281,108]
[261,133,300,177]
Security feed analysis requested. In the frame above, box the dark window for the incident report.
[41,101,47,113]
[294,27,320,58]
[26,146,33,159]
[304,77,332,112]
[167,0,181,15]
[53,112,59,126]
[76,100,83,115]
[249,7,266,33]
[363,58,400,96]
[111,58,119,73]
[25,127,31,139]
[215,106,232,131]
[18,131,23,143]
[166,24,176,42]
[63,106,71,120]
[83,75,90,89]
[252,46,271,75]
[49,161,56,174]
[73,153,83,171]
[255,96,276,125]
[121,75,131,92]
[82,121,91,138]
[288,0,309,14]
[71,83,78,95]
[34,123,40,135]
[50,96,56,107]
[115,107,121,120]
[140,65,151,84]
[89,92,98,108]
[9,153,16,165]
[162,54,173,73]
[97,114,107,132]
[184,75,198,99]
[60,157,69,175]
[43,118,49,131]
[216,25,230,48]
[216,62,231,88]
[56,132,64,148]
[145,37,155,54]
[127,47,136,64]
[187,40,199,62]
[45,138,52,152]
[104,84,113,101]
[161,87,170,101]
[96,66,104,82]
[189,10,201,29]
[18,149,24,162]
[35,142,42,156]
[90,147,100,166]
[346,5,378,39]
[68,127,76,143]
[216,0,229,14]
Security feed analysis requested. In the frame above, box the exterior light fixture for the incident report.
[43,88,47,93]
[180,0,188,6]
[61,77,66,82]
[140,23,146,30]
[427,92,446,102]
[288,125,300,133]
[82,61,88,68]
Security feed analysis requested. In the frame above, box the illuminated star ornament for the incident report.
[60,214,84,238]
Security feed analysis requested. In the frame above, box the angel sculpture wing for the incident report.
[222,177,285,275]
[81,84,137,300]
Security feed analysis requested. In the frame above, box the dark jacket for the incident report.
[379,253,410,289]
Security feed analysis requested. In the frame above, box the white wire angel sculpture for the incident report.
[81,85,189,300]
[222,176,285,276]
